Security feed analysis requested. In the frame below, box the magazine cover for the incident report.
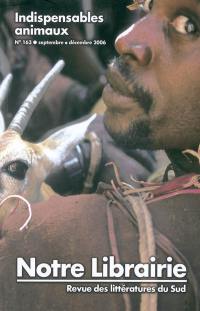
[0,0,199,310]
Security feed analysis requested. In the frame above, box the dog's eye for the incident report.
[3,161,29,180]
[171,15,198,36]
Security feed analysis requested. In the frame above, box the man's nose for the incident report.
[115,18,154,66]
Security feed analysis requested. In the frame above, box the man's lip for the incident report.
[106,62,133,97]
[103,83,136,112]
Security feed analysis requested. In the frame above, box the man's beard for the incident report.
[104,55,155,149]
[110,55,154,112]
[104,117,153,149]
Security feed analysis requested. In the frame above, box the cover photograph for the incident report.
[0,0,199,310]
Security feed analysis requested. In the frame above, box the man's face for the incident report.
[103,0,200,150]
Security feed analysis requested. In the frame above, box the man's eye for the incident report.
[171,16,198,35]
[143,0,154,12]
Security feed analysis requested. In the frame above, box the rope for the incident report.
[99,162,200,311]
[127,196,157,311]
[83,131,102,193]
[106,200,132,311]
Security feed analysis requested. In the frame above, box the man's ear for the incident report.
[38,114,96,175]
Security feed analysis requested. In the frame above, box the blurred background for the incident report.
[0,0,144,140]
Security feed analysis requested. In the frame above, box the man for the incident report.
[1,0,200,310]
[103,0,200,175]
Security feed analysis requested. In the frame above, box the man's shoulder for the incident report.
[34,193,107,211]
[2,193,108,239]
